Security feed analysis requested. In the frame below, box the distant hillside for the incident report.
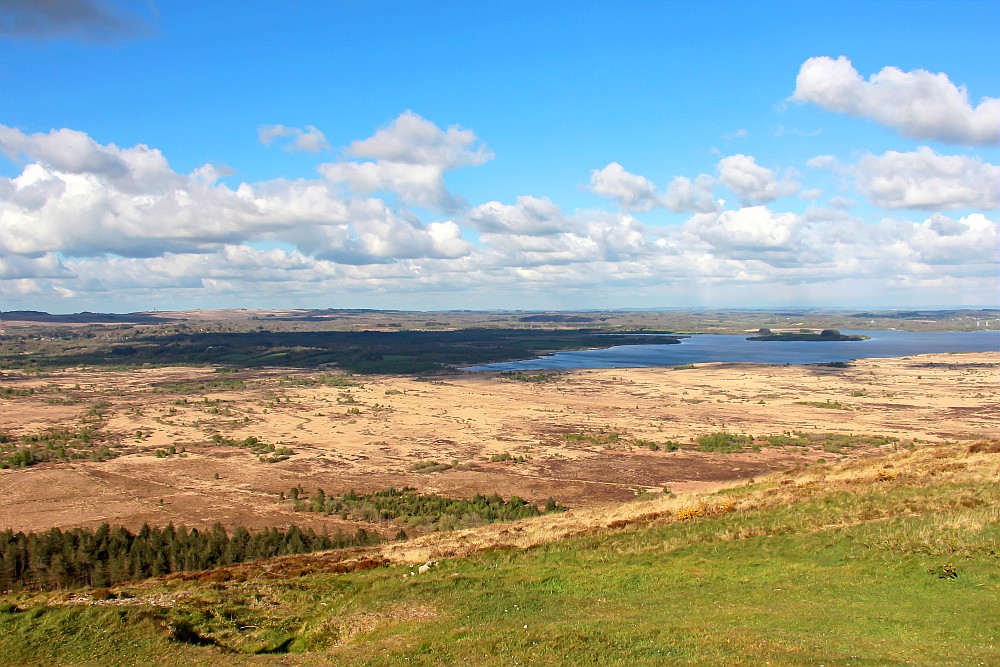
[850,308,999,320]
[517,314,598,323]
[0,311,173,324]
[1,439,995,665]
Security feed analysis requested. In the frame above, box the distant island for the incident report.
[747,328,869,342]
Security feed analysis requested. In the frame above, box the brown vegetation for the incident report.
[0,352,996,537]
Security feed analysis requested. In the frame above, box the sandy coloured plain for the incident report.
[0,351,996,534]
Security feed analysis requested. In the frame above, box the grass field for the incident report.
[1,440,996,666]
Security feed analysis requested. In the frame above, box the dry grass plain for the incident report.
[0,351,996,535]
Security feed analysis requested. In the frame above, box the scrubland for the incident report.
[0,437,996,665]
[0,343,996,663]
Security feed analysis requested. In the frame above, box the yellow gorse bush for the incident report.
[675,499,737,522]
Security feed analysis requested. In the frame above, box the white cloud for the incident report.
[321,111,491,210]
[319,161,458,211]
[793,56,1000,146]
[285,205,471,265]
[346,110,492,167]
[478,231,602,268]
[0,253,70,280]
[467,210,654,270]
[589,163,719,213]
[6,202,996,310]
[588,162,659,212]
[258,124,330,153]
[905,214,999,265]
[686,206,798,254]
[1,119,997,310]
[466,196,573,235]
[584,214,654,261]
[258,125,290,146]
[717,154,798,204]
[1,124,133,176]
[806,155,838,170]
[0,124,469,265]
[662,174,720,213]
[853,147,999,210]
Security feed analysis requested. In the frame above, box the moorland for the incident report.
[0,307,996,665]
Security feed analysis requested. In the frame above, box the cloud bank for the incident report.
[1,55,997,310]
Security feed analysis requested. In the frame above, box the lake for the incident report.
[464,330,1000,371]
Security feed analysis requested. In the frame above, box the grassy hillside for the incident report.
[1,440,997,666]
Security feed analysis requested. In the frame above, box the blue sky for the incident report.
[1,1,997,312]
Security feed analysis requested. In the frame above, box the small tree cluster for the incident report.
[0,522,376,592]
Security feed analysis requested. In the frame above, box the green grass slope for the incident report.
[1,442,997,666]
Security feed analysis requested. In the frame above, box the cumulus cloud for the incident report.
[0,124,132,176]
[285,204,470,265]
[686,206,798,254]
[662,174,720,213]
[320,161,457,211]
[0,253,71,280]
[589,163,719,213]
[0,0,154,42]
[258,124,330,153]
[320,111,492,210]
[0,124,469,264]
[853,147,999,210]
[588,162,660,212]
[467,196,573,235]
[346,110,492,167]
[1,119,997,310]
[905,214,999,264]
[717,154,798,204]
[6,201,997,310]
[793,56,1000,146]
[478,230,602,268]
[584,213,654,262]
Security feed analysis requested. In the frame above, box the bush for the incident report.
[696,432,752,453]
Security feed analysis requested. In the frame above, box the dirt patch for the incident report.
[969,440,1000,454]
[534,450,797,492]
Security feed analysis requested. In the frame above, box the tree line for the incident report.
[288,486,564,532]
[0,522,377,592]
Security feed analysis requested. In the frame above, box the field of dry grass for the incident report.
[0,352,996,536]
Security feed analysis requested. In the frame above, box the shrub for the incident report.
[696,432,752,452]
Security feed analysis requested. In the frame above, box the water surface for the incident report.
[465,330,1000,371]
